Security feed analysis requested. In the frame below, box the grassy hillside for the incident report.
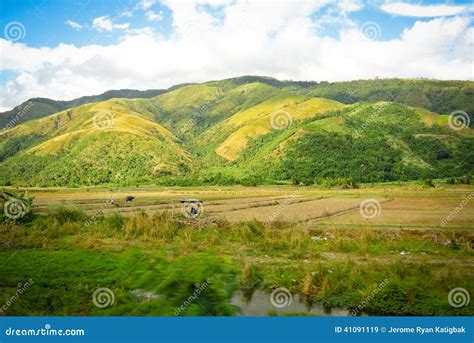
[210,97,343,161]
[203,76,474,119]
[237,102,473,185]
[0,89,168,130]
[0,99,192,186]
[0,77,473,187]
[137,81,285,138]
[2,76,472,132]
[307,79,474,119]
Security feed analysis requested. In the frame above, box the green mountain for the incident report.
[0,88,171,130]
[0,76,473,186]
[2,76,473,132]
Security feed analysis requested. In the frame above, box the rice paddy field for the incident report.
[0,183,473,316]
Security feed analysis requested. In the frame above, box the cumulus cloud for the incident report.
[140,0,158,10]
[66,20,83,30]
[146,10,163,21]
[0,0,472,111]
[381,2,469,18]
[92,16,130,31]
[338,0,364,14]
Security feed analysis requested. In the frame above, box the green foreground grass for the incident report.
[0,208,473,316]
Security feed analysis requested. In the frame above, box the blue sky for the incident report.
[0,0,172,47]
[1,0,472,46]
[0,0,472,110]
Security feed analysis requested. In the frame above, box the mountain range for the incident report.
[0,76,473,187]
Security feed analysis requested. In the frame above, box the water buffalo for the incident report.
[125,196,135,203]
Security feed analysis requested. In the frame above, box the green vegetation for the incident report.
[0,89,168,130]
[1,77,473,187]
[0,210,472,316]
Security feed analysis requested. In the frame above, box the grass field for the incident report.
[0,183,473,316]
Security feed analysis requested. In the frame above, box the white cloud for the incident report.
[120,11,133,18]
[141,0,157,10]
[92,16,113,31]
[338,0,363,14]
[146,10,163,21]
[66,20,83,30]
[114,23,131,30]
[92,16,130,32]
[381,2,468,18]
[0,1,472,111]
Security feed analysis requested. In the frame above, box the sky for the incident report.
[0,0,472,111]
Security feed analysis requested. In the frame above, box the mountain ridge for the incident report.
[2,76,473,131]
[0,77,473,187]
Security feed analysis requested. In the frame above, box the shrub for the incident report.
[49,206,87,225]
[107,213,125,230]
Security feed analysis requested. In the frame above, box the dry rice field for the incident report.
[24,184,474,229]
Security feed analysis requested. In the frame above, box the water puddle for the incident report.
[231,290,365,316]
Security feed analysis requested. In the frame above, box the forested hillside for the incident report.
[0,76,472,186]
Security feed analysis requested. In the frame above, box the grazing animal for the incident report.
[125,196,135,203]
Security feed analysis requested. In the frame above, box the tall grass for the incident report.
[0,210,472,315]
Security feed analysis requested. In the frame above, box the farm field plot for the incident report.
[317,197,474,228]
[212,197,386,222]
[1,184,473,317]
[26,184,473,227]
